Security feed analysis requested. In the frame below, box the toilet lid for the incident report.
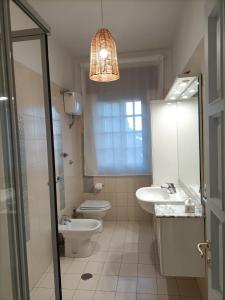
[80,200,110,209]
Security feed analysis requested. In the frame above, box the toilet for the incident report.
[58,218,101,258]
[76,200,111,230]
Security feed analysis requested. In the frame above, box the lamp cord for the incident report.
[101,0,104,28]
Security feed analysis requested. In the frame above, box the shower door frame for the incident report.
[1,0,62,299]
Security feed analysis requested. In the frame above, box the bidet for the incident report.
[58,219,101,258]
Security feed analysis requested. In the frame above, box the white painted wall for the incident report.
[150,101,178,186]
[172,0,206,78]
[11,1,74,90]
[13,36,74,90]
[77,48,173,98]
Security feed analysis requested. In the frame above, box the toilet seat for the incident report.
[76,200,111,233]
[78,200,111,211]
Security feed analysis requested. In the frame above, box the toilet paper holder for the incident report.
[94,182,104,192]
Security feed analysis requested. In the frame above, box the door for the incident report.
[0,0,62,299]
[204,0,225,299]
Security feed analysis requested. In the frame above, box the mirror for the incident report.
[175,76,202,201]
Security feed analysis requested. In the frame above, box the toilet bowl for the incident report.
[76,200,111,230]
[58,219,101,258]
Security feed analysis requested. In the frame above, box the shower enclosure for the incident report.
[0,0,61,299]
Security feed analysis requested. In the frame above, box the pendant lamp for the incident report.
[89,0,120,82]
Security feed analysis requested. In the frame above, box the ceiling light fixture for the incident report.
[89,0,120,82]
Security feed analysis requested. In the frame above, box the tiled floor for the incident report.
[31,221,202,300]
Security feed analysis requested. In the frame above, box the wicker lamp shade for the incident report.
[89,28,120,82]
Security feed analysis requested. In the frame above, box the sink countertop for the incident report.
[155,204,203,218]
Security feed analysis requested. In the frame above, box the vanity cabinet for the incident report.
[155,205,205,277]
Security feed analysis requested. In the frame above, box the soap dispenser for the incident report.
[185,198,195,213]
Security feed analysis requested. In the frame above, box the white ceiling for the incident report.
[28,0,186,58]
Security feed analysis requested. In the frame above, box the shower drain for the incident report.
[81,273,93,280]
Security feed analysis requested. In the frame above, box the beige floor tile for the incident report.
[177,279,201,297]
[93,291,115,300]
[31,287,53,300]
[117,277,137,293]
[84,262,104,275]
[122,252,138,263]
[126,235,139,243]
[138,264,156,278]
[106,251,123,262]
[137,277,157,294]
[180,297,202,300]
[46,264,54,273]
[66,261,87,274]
[61,274,81,290]
[72,290,95,300]
[74,256,90,262]
[138,241,155,253]
[157,279,179,295]
[78,275,100,291]
[137,294,158,300]
[97,275,118,291]
[123,242,139,253]
[110,240,125,251]
[102,262,121,276]
[158,296,181,300]
[60,257,75,264]
[90,251,108,262]
[61,263,73,274]
[119,263,138,277]
[95,240,111,251]
[61,289,75,300]
[38,273,55,289]
[115,292,137,300]
[138,252,156,265]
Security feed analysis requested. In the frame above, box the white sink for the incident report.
[136,186,184,214]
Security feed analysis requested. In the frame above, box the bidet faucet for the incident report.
[161,183,176,194]
[61,215,71,225]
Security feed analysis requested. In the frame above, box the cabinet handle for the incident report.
[197,240,211,258]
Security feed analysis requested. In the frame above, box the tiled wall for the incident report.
[51,83,83,217]
[82,175,153,221]
[14,61,52,290]
[14,61,83,289]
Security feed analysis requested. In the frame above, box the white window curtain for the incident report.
[83,64,162,176]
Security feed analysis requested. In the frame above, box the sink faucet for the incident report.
[161,183,176,194]
[61,215,71,225]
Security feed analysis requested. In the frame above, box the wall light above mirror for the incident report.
[165,76,199,101]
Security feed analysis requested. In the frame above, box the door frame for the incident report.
[1,0,62,299]
[204,0,225,298]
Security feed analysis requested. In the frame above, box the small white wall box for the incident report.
[63,91,82,115]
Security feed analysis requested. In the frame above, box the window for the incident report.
[93,99,151,175]
[84,65,159,176]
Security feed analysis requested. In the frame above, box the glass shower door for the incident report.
[0,39,18,300]
[0,1,29,299]
[0,0,61,299]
